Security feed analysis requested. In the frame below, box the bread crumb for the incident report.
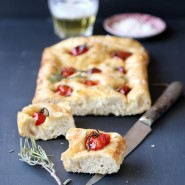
[63,179,72,185]
[9,150,14,153]
[150,144,155,148]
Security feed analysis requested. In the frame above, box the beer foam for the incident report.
[49,1,98,19]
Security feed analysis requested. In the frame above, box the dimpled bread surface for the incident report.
[61,128,126,174]
[32,35,151,116]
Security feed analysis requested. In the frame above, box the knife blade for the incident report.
[86,81,184,185]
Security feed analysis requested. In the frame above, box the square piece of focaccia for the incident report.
[32,35,151,116]
[61,128,126,174]
[17,102,75,140]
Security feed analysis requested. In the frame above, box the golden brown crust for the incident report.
[61,128,126,174]
[17,102,75,140]
[33,35,151,116]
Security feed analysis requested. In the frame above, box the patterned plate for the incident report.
[103,13,166,39]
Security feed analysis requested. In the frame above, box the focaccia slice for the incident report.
[61,128,126,174]
[17,102,75,140]
[33,36,151,116]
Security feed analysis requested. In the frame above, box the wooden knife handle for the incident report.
[140,81,184,126]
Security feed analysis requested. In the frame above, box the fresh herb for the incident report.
[63,179,72,185]
[86,130,99,151]
[40,108,49,117]
[49,72,64,83]
[18,138,62,185]
[48,71,86,83]
[73,73,87,79]
[114,86,120,91]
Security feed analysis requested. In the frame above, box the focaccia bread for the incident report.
[32,35,151,116]
[17,102,75,140]
[61,128,126,174]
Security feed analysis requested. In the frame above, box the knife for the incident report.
[86,81,184,185]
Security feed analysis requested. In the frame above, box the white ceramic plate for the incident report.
[103,13,166,39]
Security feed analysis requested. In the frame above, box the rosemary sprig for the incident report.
[48,72,64,83]
[18,138,62,185]
[48,71,87,83]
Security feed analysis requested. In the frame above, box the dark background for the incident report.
[0,0,185,19]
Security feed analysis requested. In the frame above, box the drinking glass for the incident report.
[48,0,99,39]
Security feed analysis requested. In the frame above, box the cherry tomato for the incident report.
[61,67,76,77]
[32,112,46,126]
[85,130,111,150]
[118,85,131,95]
[56,85,73,96]
[84,80,98,86]
[112,51,132,60]
[69,45,88,56]
[88,68,102,74]
[117,66,126,74]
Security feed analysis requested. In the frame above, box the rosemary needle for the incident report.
[18,138,62,185]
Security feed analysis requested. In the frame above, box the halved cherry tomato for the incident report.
[85,130,111,151]
[61,67,76,77]
[32,112,46,126]
[84,80,98,86]
[88,68,102,74]
[69,45,88,56]
[112,51,132,60]
[118,85,131,95]
[56,85,73,96]
[117,66,126,74]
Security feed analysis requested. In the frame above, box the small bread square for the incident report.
[32,35,151,116]
[61,128,126,174]
[17,102,75,140]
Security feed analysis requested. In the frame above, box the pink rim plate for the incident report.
[103,13,167,39]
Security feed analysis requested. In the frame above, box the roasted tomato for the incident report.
[83,80,98,86]
[61,67,76,77]
[117,85,131,95]
[69,45,88,56]
[112,50,132,60]
[56,85,73,96]
[88,67,102,74]
[32,112,46,126]
[85,130,111,151]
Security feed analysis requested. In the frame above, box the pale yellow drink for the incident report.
[48,0,99,38]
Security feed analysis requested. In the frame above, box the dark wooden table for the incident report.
[0,18,185,185]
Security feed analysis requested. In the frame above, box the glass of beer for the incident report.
[48,0,99,39]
